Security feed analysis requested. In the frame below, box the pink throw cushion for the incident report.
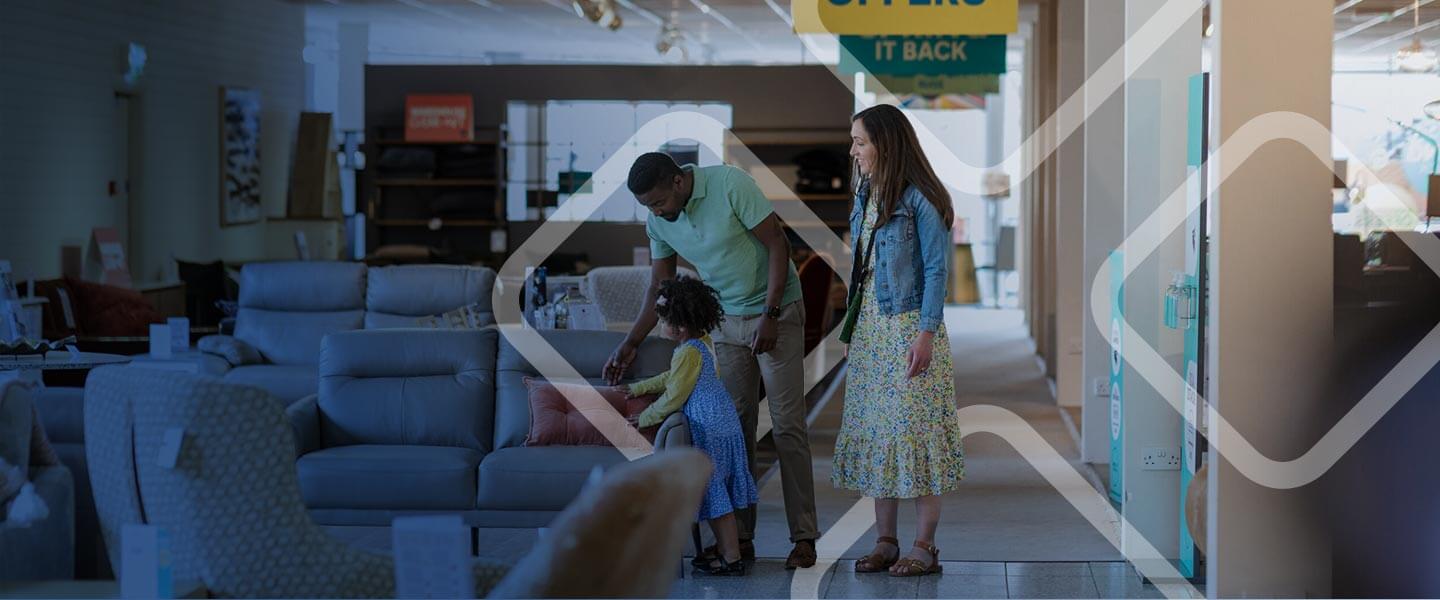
[523,378,660,447]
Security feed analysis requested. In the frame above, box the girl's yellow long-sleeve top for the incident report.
[628,336,713,428]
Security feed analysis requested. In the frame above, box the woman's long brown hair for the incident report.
[852,104,954,229]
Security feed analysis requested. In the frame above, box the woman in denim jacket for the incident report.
[831,104,965,578]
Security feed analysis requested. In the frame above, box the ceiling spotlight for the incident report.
[1393,0,1437,73]
[573,0,622,31]
[1395,38,1439,72]
[656,10,688,62]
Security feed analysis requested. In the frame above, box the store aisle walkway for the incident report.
[745,307,1122,562]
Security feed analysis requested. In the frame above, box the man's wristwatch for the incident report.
[765,305,782,320]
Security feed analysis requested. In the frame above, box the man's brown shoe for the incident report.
[785,540,817,570]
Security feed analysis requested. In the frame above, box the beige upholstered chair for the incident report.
[488,448,711,598]
[84,366,509,598]
[583,266,700,326]
[0,382,75,581]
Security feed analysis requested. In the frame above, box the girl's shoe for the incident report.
[691,539,755,567]
[693,556,748,577]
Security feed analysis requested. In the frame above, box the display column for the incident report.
[1120,0,1200,575]
[1080,0,1126,467]
[1053,0,1085,409]
[1207,1,1334,597]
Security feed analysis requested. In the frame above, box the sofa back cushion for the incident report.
[364,265,495,328]
[234,310,363,366]
[495,330,675,450]
[318,328,497,453]
[235,262,367,365]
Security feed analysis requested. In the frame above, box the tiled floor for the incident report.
[325,526,1201,598]
[671,559,1199,599]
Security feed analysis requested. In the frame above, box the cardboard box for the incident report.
[288,112,341,219]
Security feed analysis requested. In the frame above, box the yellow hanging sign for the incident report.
[792,0,1018,36]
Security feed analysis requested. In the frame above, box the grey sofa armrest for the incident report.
[197,334,264,367]
[653,411,691,451]
[0,465,76,580]
[285,395,321,457]
[33,387,85,446]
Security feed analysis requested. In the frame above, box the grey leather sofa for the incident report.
[287,327,688,527]
[202,262,496,404]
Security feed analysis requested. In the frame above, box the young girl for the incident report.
[618,276,758,577]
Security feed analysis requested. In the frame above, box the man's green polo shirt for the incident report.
[646,164,802,316]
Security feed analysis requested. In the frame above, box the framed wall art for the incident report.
[220,86,263,226]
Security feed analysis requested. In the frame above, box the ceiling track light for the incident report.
[655,9,689,63]
[1394,0,1439,72]
[1395,38,1439,72]
[572,0,622,31]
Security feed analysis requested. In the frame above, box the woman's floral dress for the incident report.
[831,196,965,499]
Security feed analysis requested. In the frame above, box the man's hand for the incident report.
[906,332,935,379]
[751,317,779,355]
[604,341,638,385]
[614,384,634,398]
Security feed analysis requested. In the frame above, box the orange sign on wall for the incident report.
[404,94,474,142]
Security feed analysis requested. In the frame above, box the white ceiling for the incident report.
[297,0,1440,71]
[1333,0,1440,70]
[301,0,839,65]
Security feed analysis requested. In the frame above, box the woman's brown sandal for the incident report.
[854,536,900,573]
[889,541,942,577]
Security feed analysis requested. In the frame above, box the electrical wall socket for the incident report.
[1141,446,1181,470]
[1092,378,1111,398]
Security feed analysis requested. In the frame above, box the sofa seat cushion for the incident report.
[297,444,480,510]
[476,446,627,511]
[223,365,317,404]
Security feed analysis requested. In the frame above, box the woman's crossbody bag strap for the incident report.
[839,195,880,345]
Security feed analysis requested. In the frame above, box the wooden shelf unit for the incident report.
[376,178,497,187]
[364,125,507,263]
[728,128,853,238]
[769,193,851,202]
[729,128,853,146]
[373,218,499,227]
[374,127,501,145]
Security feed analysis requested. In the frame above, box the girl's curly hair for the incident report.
[655,276,724,335]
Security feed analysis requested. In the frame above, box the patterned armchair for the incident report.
[83,365,713,598]
[583,265,699,326]
[83,366,509,598]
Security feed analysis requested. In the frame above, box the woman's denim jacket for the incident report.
[849,183,950,333]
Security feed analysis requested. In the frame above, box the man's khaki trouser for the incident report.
[711,300,818,543]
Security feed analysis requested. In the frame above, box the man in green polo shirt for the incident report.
[603,152,818,569]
